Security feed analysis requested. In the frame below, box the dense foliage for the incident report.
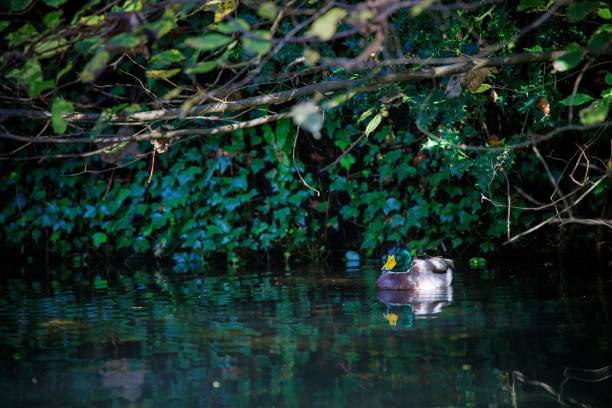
[0,0,610,265]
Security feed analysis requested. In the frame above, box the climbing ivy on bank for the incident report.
[0,0,610,264]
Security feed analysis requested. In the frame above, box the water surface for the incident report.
[0,265,610,407]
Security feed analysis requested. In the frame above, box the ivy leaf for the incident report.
[184,33,232,51]
[51,97,74,134]
[365,113,382,137]
[80,50,110,82]
[579,100,610,125]
[559,93,593,106]
[567,2,599,22]
[552,47,582,72]
[305,8,347,41]
[92,232,108,247]
[241,30,272,55]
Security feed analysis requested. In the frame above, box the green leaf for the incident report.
[79,15,105,25]
[107,33,143,48]
[605,73,612,85]
[559,93,593,106]
[588,28,612,49]
[80,50,110,82]
[184,33,232,51]
[357,108,374,124]
[185,61,219,74]
[552,47,582,72]
[518,0,547,12]
[365,113,382,137]
[598,8,612,19]
[472,83,492,93]
[13,59,55,96]
[567,2,599,22]
[92,232,108,247]
[579,100,610,125]
[7,24,38,47]
[215,18,250,34]
[51,97,74,134]
[44,11,63,28]
[10,0,33,12]
[523,45,543,52]
[43,0,68,7]
[305,8,347,41]
[0,21,9,32]
[149,49,185,69]
[241,30,272,55]
[35,38,69,59]
[258,2,278,20]
[145,68,181,79]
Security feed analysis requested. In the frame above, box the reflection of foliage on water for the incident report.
[0,268,610,406]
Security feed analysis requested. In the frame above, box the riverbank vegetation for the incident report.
[0,0,610,266]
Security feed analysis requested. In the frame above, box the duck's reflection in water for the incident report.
[377,286,453,327]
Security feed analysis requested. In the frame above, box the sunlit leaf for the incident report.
[146,68,182,79]
[184,33,232,51]
[215,18,250,34]
[598,8,612,19]
[579,100,610,125]
[35,38,68,59]
[552,47,582,72]
[472,83,492,93]
[51,97,74,134]
[305,8,347,41]
[185,61,219,74]
[107,33,144,48]
[365,113,382,137]
[80,50,110,82]
[291,101,323,139]
[241,30,272,55]
[258,2,278,20]
[149,49,185,69]
[559,93,593,106]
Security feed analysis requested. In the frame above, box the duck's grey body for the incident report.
[376,257,454,291]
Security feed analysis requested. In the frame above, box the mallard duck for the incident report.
[376,247,454,290]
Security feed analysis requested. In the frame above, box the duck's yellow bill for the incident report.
[383,255,397,271]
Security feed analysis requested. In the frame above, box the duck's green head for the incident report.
[382,247,413,272]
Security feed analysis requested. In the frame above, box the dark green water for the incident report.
[0,265,610,407]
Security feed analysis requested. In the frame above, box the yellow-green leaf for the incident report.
[51,97,74,134]
[365,113,382,137]
[305,8,347,41]
[579,100,610,125]
[145,68,181,79]
[80,50,110,82]
[184,33,232,51]
[241,30,272,55]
